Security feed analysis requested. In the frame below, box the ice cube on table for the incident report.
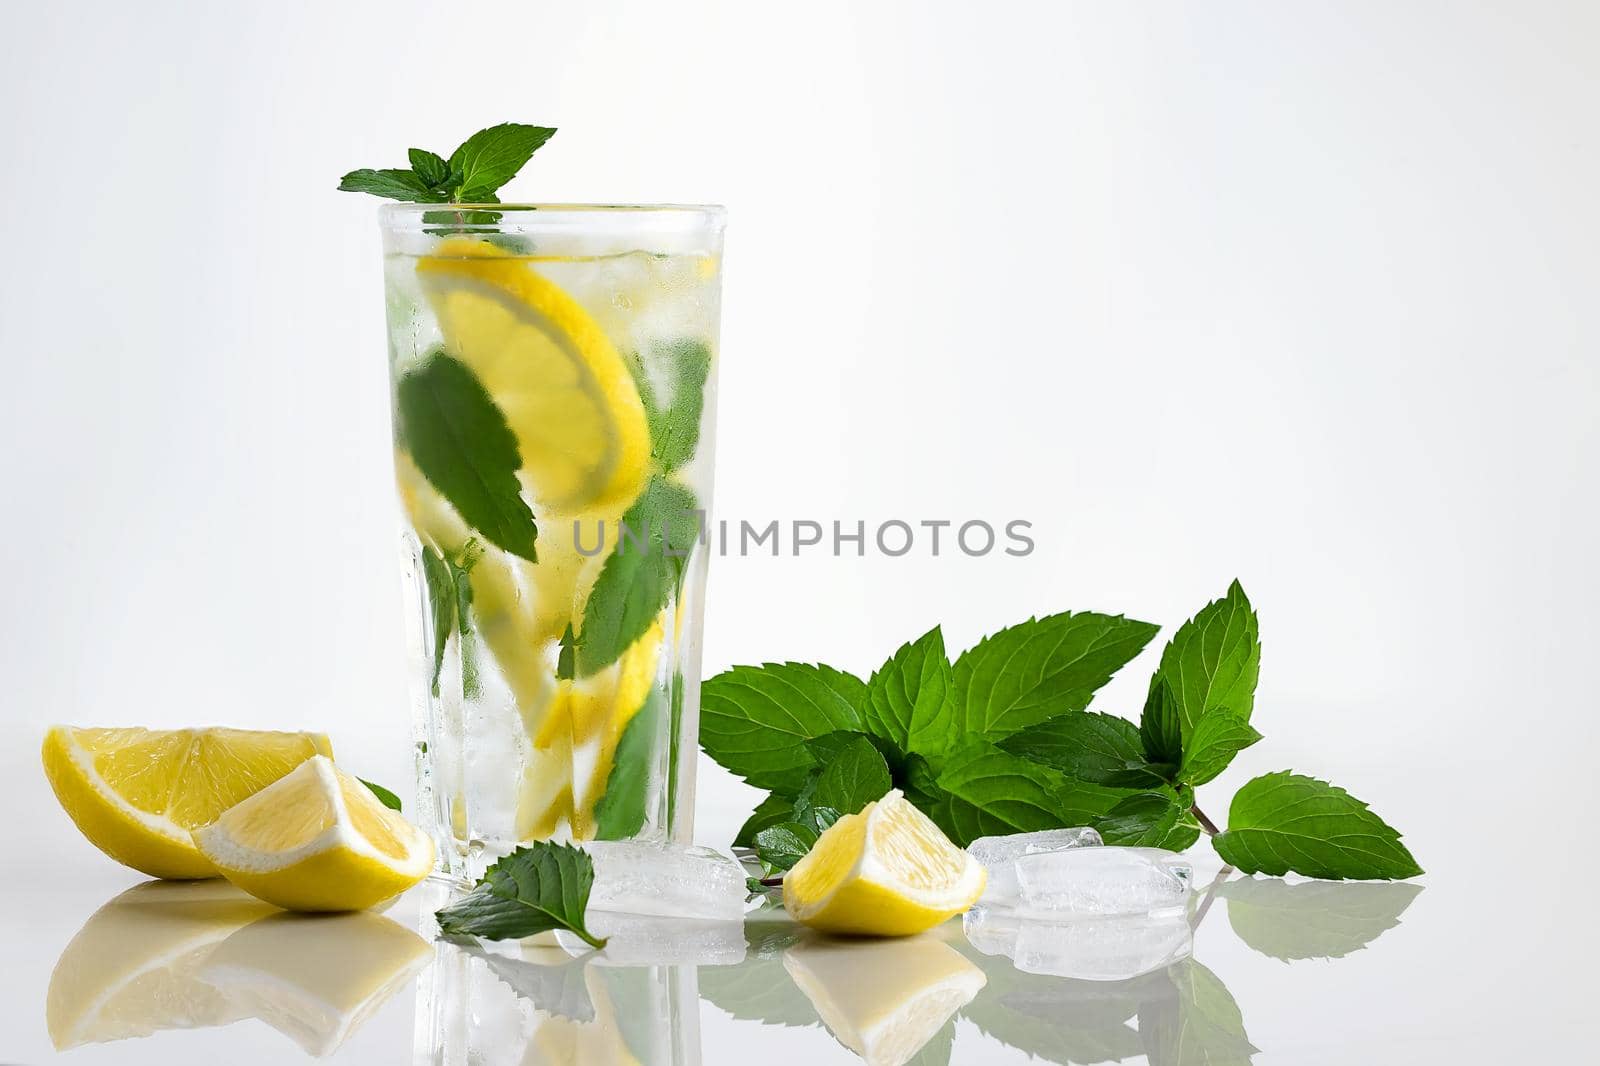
[581,841,747,921]
[963,905,1193,981]
[1012,846,1192,918]
[969,827,1103,906]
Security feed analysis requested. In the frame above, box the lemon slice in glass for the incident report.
[416,238,650,515]
[783,790,986,936]
[193,756,434,912]
[42,726,333,880]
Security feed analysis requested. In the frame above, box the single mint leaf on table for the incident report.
[699,662,867,794]
[1218,878,1423,961]
[951,611,1159,738]
[1095,791,1202,851]
[435,842,607,948]
[753,822,818,873]
[360,778,403,812]
[1213,771,1422,880]
[449,123,557,202]
[1000,711,1170,788]
[419,545,456,696]
[337,168,448,201]
[630,339,712,474]
[591,688,664,840]
[574,476,699,676]
[408,147,451,189]
[1177,707,1263,786]
[1154,579,1261,741]
[397,354,538,562]
[865,625,956,760]
[1139,675,1184,767]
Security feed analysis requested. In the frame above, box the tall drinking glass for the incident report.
[378,204,725,878]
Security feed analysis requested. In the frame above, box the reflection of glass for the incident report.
[379,205,726,877]
[962,905,1193,981]
[420,935,702,1065]
[782,936,985,1066]
[47,881,430,1056]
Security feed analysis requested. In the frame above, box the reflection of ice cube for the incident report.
[969,828,1102,905]
[963,905,1193,981]
[1012,846,1192,918]
[582,841,746,921]
[556,912,746,967]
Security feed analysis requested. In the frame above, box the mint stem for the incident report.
[1191,802,1221,837]
[758,875,784,887]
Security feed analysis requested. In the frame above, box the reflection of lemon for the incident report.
[198,911,432,1056]
[783,936,985,1066]
[45,881,274,1049]
[42,726,332,879]
[784,790,986,936]
[193,756,434,911]
[417,239,650,514]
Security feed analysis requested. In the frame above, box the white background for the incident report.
[0,1,1596,1062]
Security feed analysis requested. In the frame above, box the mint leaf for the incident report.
[806,735,892,816]
[1155,580,1261,741]
[574,477,699,676]
[754,822,817,873]
[556,623,577,682]
[419,545,455,696]
[1213,772,1421,880]
[360,778,403,812]
[930,738,1141,847]
[1095,792,1202,850]
[865,626,956,759]
[1219,878,1423,961]
[337,167,448,202]
[435,842,607,948]
[631,339,712,473]
[700,663,867,793]
[1139,676,1184,766]
[734,792,793,848]
[409,148,450,189]
[1000,712,1169,787]
[448,123,557,201]
[592,689,663,840]
[398,354,538,562]
[952,612,1159,737]
[1178,708,1263,786]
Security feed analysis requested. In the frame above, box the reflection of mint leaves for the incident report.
[706,581,1421,881]
[398,354,538,561]
[1214,772,1422,880]
[1219,878,1423,960]
[574,476,699,676]
[435,842,606,948]
[340,123,557,204]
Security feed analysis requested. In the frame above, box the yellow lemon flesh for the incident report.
[784,937,986,1066]
[42,726,333,880]
[193,756,434,912]
[416,238,650,515]
[783,789,986,937]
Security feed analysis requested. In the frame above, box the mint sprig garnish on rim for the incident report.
[339,123,557,203]
[703,581,1421,881]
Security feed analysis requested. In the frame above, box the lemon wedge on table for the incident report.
[42,726,332,879]
[416,238,651,515]
[783,789,986,936]
[193,755,434,912]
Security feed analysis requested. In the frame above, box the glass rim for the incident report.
[379,202,726,233]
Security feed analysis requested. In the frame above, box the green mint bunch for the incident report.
[702,581,1422,882]
[338,123,557,203]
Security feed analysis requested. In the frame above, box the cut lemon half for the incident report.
[42,726,333,880]
[416,238,650,514]
[784,937,986,1066]
[193,756,434,912]
[783,790,986,936]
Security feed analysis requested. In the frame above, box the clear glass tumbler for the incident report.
[378,204,725,878]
